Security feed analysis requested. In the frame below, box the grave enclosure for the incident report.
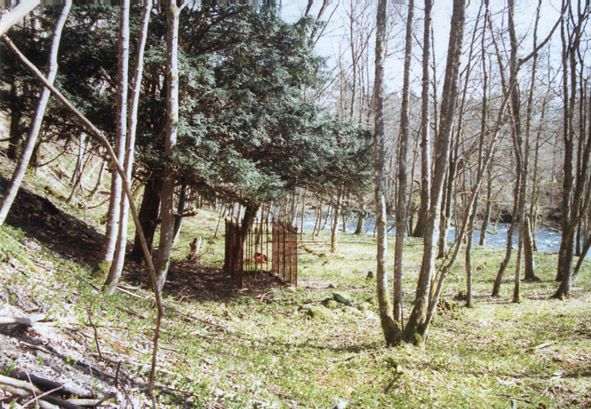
[224,219,298,288]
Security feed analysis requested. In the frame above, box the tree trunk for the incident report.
[66,132,87,203]
[172,183,188,245]
[479,168,492,246]
[0,0,71,226]
[87,157,106,200]
[99,0,131,276]
[104,0,152,293]
[372,0,398,346]
[312,204,321,238]
[522,214,538,281]
[155,1,183,293]
[7,83,22,160]
[491,188,519,297]
[404,0,466,345]
[411,0,433,240]
[299,190,306,239]
[330,190,342,253]
[0,0,40,37]
[393,0,414,328]
[465,211,477,308]
[354,205,364,235]
[129,173,161,262]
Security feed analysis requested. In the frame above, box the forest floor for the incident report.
[0,152,591,408]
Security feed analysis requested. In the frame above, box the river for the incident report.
[302,215,589,258]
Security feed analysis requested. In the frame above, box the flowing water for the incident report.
[302,214,589,258]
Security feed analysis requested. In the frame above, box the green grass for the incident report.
[1,156,590,407]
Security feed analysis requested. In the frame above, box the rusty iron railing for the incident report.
[224,219,297,288]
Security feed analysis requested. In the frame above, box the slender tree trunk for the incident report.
[373,0,397,346]
[99,0,130,275]
[438,138,458,258]
[312,204,321,238]
[523,214,538,281]
[7,83,22,160]
[573,232,591,279]
[66,132,87,203]
[87,157,106,199]
[412,0,433,239]
[479,168,492,246]
[321,203,331,230]
[330,189,342,252]
[155,0,184,293]
[213,206,227,239]
[508,0,524,304]
[491,183,519,297]
[393,0,414,328]
[172,183,188,246]
[465,209,477,308]
[0,0,40,37]
[299,190,306,239]
[104,0,152,293]
[354,203,364,235]
[0,0,71,226]
[404,0,466,344]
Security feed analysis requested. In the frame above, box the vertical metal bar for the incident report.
[295,225,298,287]
[284,224,288,282]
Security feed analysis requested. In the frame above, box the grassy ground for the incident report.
[1,151,590,408]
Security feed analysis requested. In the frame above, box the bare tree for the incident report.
[0,0,71,225]
[99,0,131,275]
[553,1,591,299]
[155,0,187,292]
[372,0,398,346]
[392,0,414,327]
[104,0,153,293]
[404,0,467,344]
[411,0,432,239]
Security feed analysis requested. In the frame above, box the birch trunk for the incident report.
[105,0,153,293]
[99,0,130,275]
[0,0,71,226]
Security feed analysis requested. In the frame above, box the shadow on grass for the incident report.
[126,260,287,303]
[0,176,287,303]
[0,175,104,266]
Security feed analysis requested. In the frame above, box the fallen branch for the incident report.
[22,386,64,408]
[66,394,115,407]
[0,384,59,409]
[0,375,80,409]
[0,316,34,326]
[10,371,91,398]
